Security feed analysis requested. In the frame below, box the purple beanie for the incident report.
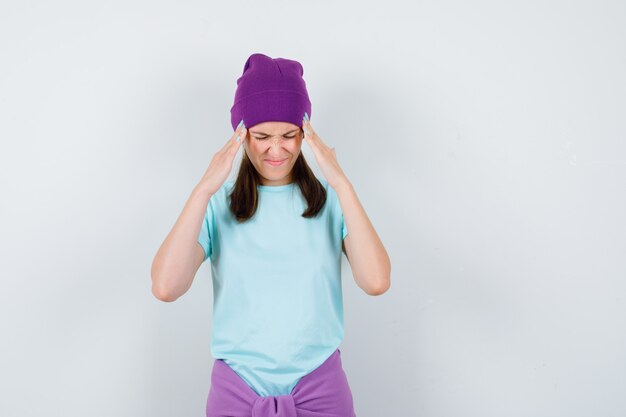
[230,53,312,131]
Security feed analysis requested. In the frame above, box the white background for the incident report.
[1,1,625,416]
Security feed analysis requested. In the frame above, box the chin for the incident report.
[262,173,288,181]
[260,165,293,181]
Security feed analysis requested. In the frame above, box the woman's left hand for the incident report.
[301,114,349,190]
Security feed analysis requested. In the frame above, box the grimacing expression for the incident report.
[243,121,303,186]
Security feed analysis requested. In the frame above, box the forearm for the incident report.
[334,178,391,295]
[151,182,213,301]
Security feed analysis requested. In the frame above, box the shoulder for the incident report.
[317,177,337,196]
[315,177,341,212]
[224,179,236,194]
[316,176,331,192]
[208,180,235,212]
[219,179,236,197]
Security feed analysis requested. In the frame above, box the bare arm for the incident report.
[299,115,390,296]
[150,121,247,302]
[150,184,213,302]
[336,180,391,296]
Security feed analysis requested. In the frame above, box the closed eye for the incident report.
[255,135,297,140]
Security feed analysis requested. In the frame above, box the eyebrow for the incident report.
[249,128,300,136]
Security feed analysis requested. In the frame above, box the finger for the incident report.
[302,122,314,147]
[304,119,320,142]
[231,122,246,143]
[302,119,313,141]
[221,124,246,154]
[303,119,327,150]
[228,126,246,154]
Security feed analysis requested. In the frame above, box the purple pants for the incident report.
[206,348,357,417]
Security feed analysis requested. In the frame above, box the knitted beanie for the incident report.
[230,53,312,131]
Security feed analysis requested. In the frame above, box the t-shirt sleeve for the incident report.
[328,184,348,240]
[197,200,215,262]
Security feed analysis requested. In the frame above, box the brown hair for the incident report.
[228,146,327,223]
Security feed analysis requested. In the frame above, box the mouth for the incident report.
[264,158,287,166]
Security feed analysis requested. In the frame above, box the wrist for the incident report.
[334,177,353,196]
[192,181,215,199]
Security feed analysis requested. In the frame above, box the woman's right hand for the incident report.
[198,121,246,195]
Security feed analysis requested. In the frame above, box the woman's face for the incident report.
[243,121,303,186]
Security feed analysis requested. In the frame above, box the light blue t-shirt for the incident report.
[197,177,348,397]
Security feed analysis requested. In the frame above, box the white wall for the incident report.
[1,1,624,416]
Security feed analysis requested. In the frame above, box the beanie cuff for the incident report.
[231,90,311,131]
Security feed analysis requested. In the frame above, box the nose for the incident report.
[267,137,289,152]
[269,136,286,145]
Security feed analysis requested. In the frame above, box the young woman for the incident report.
[151,53,390,417]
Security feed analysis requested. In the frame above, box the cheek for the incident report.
[246,140,261,154]
[290,138,303,150]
